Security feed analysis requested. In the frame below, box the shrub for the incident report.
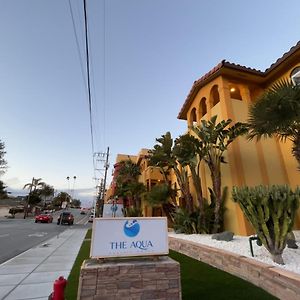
[123,206,143,217]
[232,185,300,264]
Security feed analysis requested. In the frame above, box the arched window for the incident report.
[229,85,242,100]
[189,107,197,126]
[200,97,207,117]
[210,85,220,106]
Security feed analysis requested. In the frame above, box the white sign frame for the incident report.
[90,217,169,259]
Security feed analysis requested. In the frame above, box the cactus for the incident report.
[232,185,300,265]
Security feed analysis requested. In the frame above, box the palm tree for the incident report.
[173,134,206,227]
[248,79,300,168]
[148,132,193,213]
[192,116,248,233]
[114,160,145,215]
[146,183,177,221]
[23,178,45,218]
[23,178,45,191]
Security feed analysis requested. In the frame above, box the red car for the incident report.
[35,214,53,223]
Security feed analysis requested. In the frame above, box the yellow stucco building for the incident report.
[107,41,300,235]
[178,41,300,235]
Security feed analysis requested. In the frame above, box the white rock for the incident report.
[169,231,300,274]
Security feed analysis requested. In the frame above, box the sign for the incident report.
[61,201,67,209]
[90,217,169,258]
[102,204,124,217]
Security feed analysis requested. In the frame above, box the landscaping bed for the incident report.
[66,229,276,299]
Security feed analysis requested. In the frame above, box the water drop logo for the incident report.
[123,219,140,237]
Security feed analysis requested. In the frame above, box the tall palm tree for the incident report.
[192,116,248,233]
[148,132,193,213]
[248,79,300,168]
[115,160,145,215]
[23,178,45,191]
[173,134,206,226]
[23,178,45,218]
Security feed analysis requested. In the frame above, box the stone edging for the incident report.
[169,236,300,300]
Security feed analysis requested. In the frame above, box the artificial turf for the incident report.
[169,250,277,300]
[65,229,91,300]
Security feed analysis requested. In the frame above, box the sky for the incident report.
[1,0,300,206]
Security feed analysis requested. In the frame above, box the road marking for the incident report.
[76,215,89,225]
[0,234,9,238]
[28,232,48,237]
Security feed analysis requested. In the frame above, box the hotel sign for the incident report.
[90,217,169,258]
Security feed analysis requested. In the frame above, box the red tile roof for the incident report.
[265,41,300,73]
[178,41,300,120]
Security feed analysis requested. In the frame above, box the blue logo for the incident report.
[123,220,140,237]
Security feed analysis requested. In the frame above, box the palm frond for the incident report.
[248,78,300,140]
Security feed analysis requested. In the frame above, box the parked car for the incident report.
[35,214,53,223]
[57,212,74,225]
[9,206,24,215]
[88,214,94,223]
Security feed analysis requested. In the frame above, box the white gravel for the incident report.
[169,231,300,275]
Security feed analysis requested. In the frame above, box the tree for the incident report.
[26,190,42,205]
[148,132,193,213]
[39,184,54,206]
[248,79,300,168]
[173,134,206,226]
[71,199,81,208]
[114,160,146,215]
[192,116,248,233]
[52,192,71,207]
[146,183,176,221]
[0,140,7,175]
[0,180,8,199]
[23,178,45,192]
[23,178,46,217]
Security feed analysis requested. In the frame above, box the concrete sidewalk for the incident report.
[0,228,88,300]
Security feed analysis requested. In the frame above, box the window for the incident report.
[229,85,242,100]
[200,97,207,117]
[291,66,300,85]
[189,107,197,126]
[210,85,220,106]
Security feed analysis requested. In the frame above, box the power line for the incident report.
[83,0,95,157]
[102,0,107,148]
[67,0,87,97]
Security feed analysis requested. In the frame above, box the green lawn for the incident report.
[169,250,277,300]
[65,229,91,300]
[65,229,277,300]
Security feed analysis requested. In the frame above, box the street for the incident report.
[0,208,91,264]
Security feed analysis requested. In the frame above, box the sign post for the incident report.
[78,217,181,300]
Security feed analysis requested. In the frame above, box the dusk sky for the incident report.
[1,0,300,206]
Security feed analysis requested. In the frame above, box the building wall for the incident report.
[182,59,300,235]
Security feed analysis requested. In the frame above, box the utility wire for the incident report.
[67,0,87,96]
[102,0,107,149]
[83,0,95,158]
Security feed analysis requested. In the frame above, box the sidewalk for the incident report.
[0,227,87,300]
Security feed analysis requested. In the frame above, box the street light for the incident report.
[72,176,77,200]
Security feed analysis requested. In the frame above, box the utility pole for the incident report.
[94,147,109,217]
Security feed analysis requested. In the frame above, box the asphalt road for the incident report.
[0,208,91,264]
